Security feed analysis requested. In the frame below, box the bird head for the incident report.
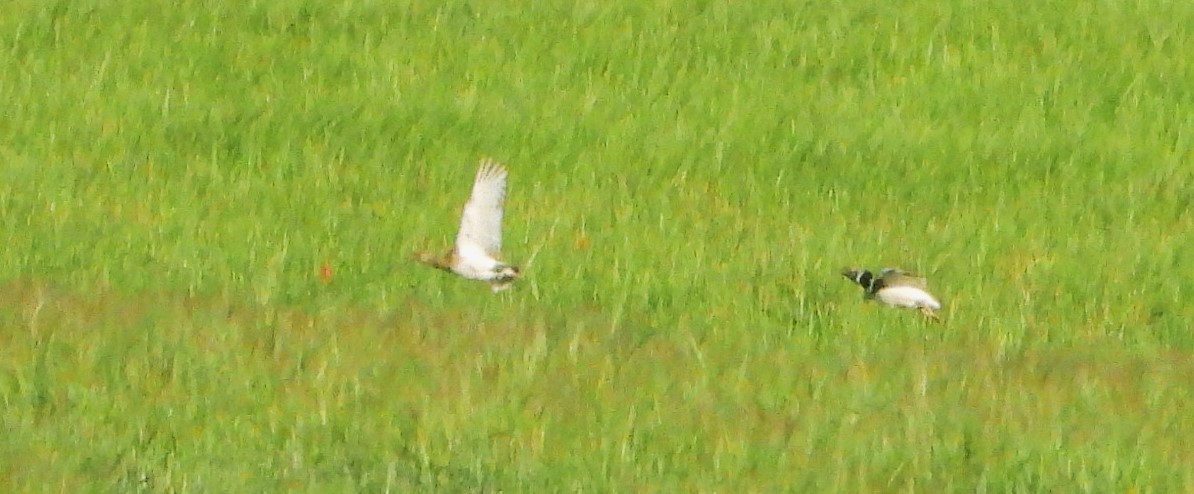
[494,264,521,280]
[841,267,875,291]
[490,266,520,293]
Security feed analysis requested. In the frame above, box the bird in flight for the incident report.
[841,267,942,321]
[416,159,521,292]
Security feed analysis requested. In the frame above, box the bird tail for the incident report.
[413,251,452,272]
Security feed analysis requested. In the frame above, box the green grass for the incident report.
[2,0,1193,491]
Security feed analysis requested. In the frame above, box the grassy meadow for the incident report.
[3,0,1194,491]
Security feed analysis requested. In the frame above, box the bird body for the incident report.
[842,267,942,320]
[872,284,941,311]
[416,159,520,292]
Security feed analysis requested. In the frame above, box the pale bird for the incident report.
[842,267,942,321]
[416,159,521,292]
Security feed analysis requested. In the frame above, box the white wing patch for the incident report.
[455,159,508,258]
[876,286,942,310]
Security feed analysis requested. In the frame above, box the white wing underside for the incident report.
[451,247,502,280]
[454,158,507,262]
[875,286,941,310]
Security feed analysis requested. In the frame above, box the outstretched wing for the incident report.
[879,267,929,289]
[455,159,508,257]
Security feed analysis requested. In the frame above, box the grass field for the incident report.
[2,0,1194,491]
